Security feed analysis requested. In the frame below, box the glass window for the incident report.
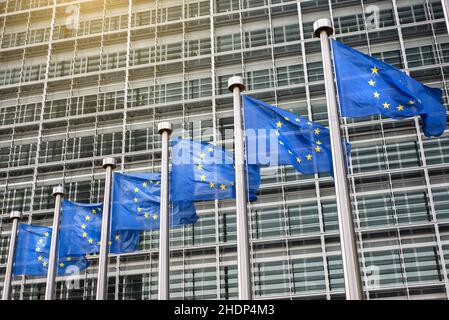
[403,246,442,284]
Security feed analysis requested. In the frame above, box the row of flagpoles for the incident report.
[2,15,447,300]
[1,19,358,301]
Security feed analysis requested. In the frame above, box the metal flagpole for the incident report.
[2,211,21,300]
[228,76,252,300]
[313,19,363,300]
[157,121,172,300]
[96,157,116,300]
[442,0,449,35]
[45,186,64,300]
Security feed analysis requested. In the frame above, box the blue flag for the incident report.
[112,172,198,231]
[59,201,140,256]
[332,39,446,138]
[171,138,261,202]
[13,224,88,276]
[243,95,346,175]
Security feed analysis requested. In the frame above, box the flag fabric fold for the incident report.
[59,200,140,255]
[112,172,198,231]
[13,224,88,276]
[171,138,261,202]
[243,95,347,175]
[332,39,446,138]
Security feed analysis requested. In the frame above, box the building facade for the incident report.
[0,0,449,300]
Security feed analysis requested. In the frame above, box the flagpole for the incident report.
[442,0,449,34]
[157,121,172,300]
[45,186,64,300]
[228,76,252,300]
[2,211,21,300]
[96,157,116,300]
[313,19,363,300]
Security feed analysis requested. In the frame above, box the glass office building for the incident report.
[0,0,448,300]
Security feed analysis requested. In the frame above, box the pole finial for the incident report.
[10,211,21,219]
[157,121,172,135]
[313,18,334,38]
[228,76,245,92]
[102,157,116,169]
[52,186,64,197]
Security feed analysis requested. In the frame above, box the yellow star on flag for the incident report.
[134,187,139,193]
[66,257,72,261]
[43,262,47,267]
[59,262,65,267]
[287,150,293,155]
[276,121,283,128]
[383,102,390,109]
[208,147,214,152]
[316,140,322,145]
[143,182,147,187]
[220,184,226,190]
[88,238,93,244]
[408,100,415,105]
[36,247,41,252]
[38,238,43,244]
[44,232,49,237]
[200,175,206,181]
[373,91,380,99]
[199,152,206,159]
[144,212,149,218]
[197,163,203,170]
[38,255,43,261]
[85,215,91,221]
[371,67,379,74]
[397,105,404,111]
[115,234,120,241]
[306,154,312,161]
[314,128,320,135]
[137,207,142,212]
[209,182,215,188]
[81,224,86,229]
[152,214,158,220]
[315,146,322,152]
[284,116,289,121]
[279,140,284,146]
[134,197,138,203]
[296,157,301,163]
[368,79,375,86]
[91,209,96,214]
[230,181,234,187]
[82,232,87,237]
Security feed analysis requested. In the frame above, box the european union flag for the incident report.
[59,201,140,255]
[171,138,261,202]
[243,95,344,175]
[112,172,198,231]
[332,39,447,138]
[13,224,88,276]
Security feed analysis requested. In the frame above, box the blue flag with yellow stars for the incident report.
[13,224,88,276]
[332,39,446,138]
[112,172,198,231]
[243,95,349,175]
[171,138,261,202]
[59,201,140,256]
